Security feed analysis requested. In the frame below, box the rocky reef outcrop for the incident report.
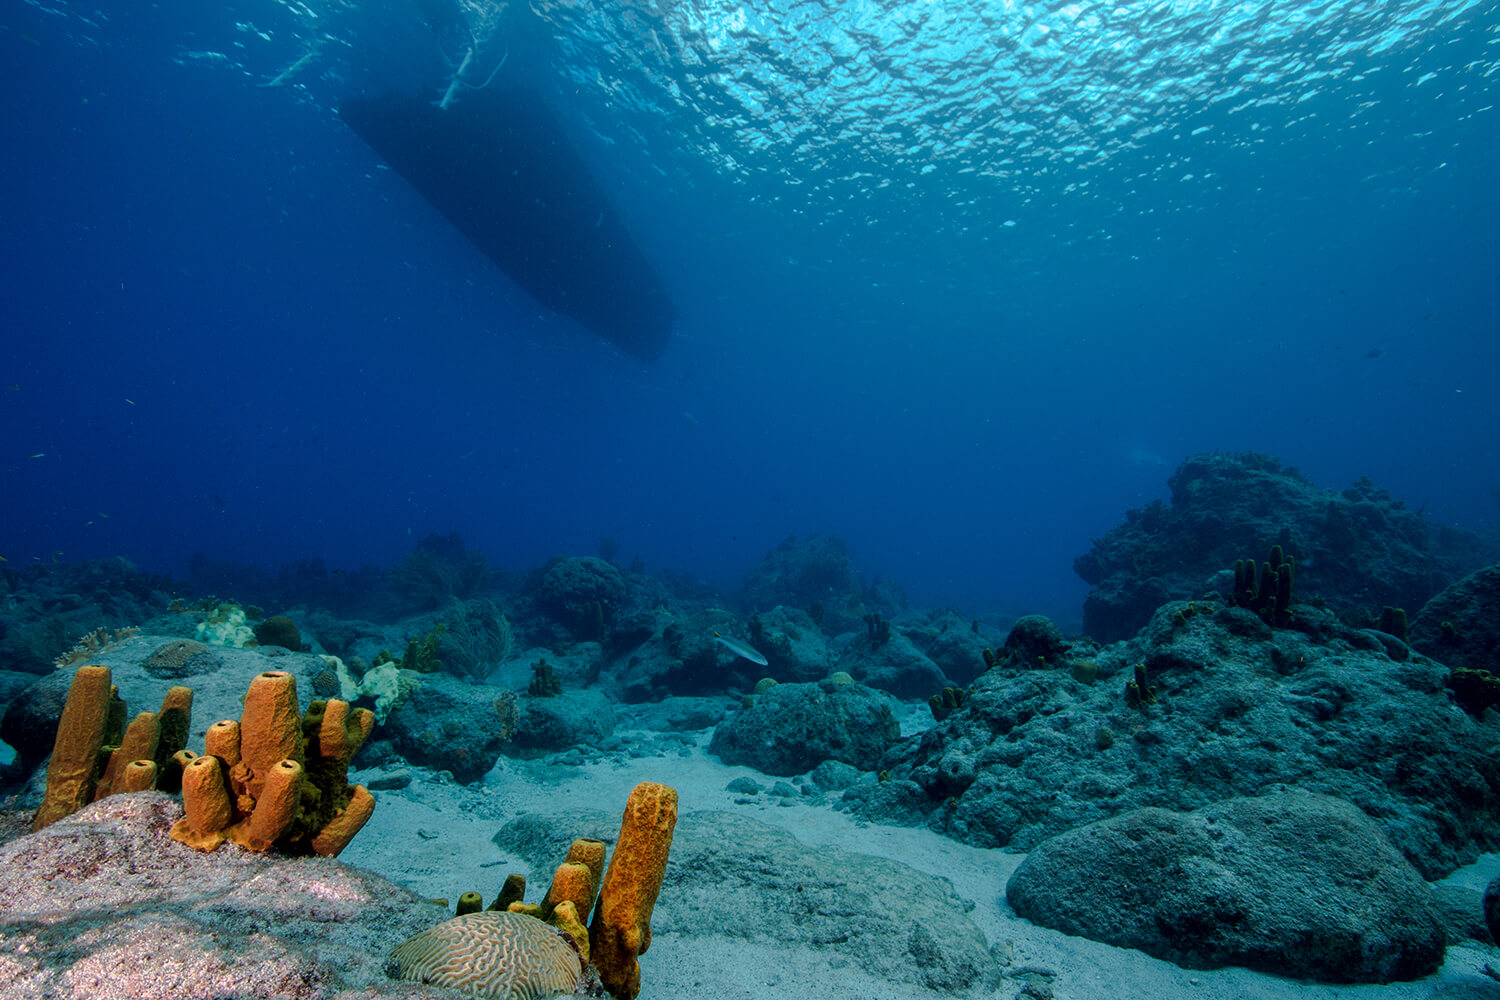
[852,601,1500,879]
[1074,452,1495,643]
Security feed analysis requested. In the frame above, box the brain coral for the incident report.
[387,910,583,999]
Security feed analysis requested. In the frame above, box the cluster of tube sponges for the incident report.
[390,781,678,1000]
[33,665,376,857]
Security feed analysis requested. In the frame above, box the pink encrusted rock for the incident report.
[0,792,464,999]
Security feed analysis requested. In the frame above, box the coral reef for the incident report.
[0,556,172,675]
[854,600,1500,879]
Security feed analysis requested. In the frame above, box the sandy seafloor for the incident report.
[336,715,1500,1000]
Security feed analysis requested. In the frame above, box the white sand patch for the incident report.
[341,732,1500,1000]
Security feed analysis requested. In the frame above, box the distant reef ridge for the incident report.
[1073,451,1498,643]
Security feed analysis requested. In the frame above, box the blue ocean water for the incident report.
[2,0,1496,621]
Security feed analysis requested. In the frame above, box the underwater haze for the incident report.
[2,0,1497,620]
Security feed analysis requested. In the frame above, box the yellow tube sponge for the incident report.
[33,665,114,831]
[230,757,303,851]
[238,671,303,800]
[96,710,160,801]
[308,783,375,857]
[541,861,596,924]
[120,759,158,793]
[205,718,241,766]
[565,838,607,902]
[159,748,197,795]
[172,754,233,850]
[549,900,590,960]
[312,698,375,764]
[588,781,678,1000]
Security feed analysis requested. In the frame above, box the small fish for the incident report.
[124,398,135,405]
[712,630,768,666]
[28,453,44,459]
[4,385,19,391]
[0,555,7,562]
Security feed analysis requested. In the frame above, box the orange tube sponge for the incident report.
[238,671,303,800]
[205,719,241,765]
[33,665,114,831]
[96,710,160,801]
[172,754,233,850]
[565,838,607,902]
[230,757,303,852]
[541,861,596,924]
[120,759,158,793]
[308,784,375,857]
[549,900,590,959]
[311,698,374,764]
[589,781,678,1000]
[159,748,197,795]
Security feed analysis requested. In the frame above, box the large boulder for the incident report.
[900,609,999,687]
[509,689,616,754]
[1411,564,1500,673]
[743,605,835,683]
[834,629,948,699]
[709,679,900,776]
[1006,790,1445,983]
[381,672,518,783]
[530,556,626,638]
[742,534,863,612]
